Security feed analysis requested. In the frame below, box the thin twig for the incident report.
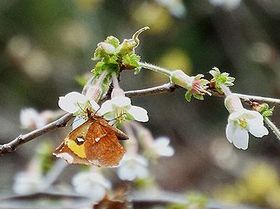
[233,93,280,104]
[125,82,176,97]
[0,82,279,155]
[264,117,280,140]
[139,62,172,77]
[0,113,73,155]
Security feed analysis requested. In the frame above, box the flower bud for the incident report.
[170,70,193,89]
[111,87,125,98]
[97,42,116,54]
[224,94,243,113]
[85,85,102,101]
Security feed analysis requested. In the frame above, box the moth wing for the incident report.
[53,120,93,165]
[53,141,91,165]
[85,121,125,167]
[96,117,129,140]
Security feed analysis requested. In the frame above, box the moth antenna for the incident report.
[108,112,127,125]
[77,102,87,114]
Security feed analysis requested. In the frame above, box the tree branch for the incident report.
[233,93,280,104]
[0,82,279,155]
[125,82,177,97]
[0,113,73,155]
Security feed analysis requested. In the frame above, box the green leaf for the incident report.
[262,106,274,117]
[185,91,192,102]
[134,66,142,74]
[193,93,204,100]
[122,53,140,69]
[209,67,235,92]
[93,45,106,60]
[105,36,120,48]
[92,61,106,76]
[104,54,118,65]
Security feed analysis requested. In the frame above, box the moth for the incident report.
[54,111,128,167]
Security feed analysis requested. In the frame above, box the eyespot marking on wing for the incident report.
[75,136,85,145]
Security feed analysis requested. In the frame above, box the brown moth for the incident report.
[54,114,128,167]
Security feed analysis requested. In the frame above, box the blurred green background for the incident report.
[0,0,280,208]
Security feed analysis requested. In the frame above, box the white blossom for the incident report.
[20,108,47,129]
[13,171,42,194]
[99,96,149,123]
[151,137,174,157]
[225,95,269,150]
[58,91,100,114]
[226,109,269,150]
[117,153,149,181]
[72,171,111,202]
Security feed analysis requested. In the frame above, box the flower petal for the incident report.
[111,96,131,107]
[228,110,246,121]
[249,123,269,138]
[244,109,262,120]
[117,166,136,181]
[160,146,175,157]
[98,100,113,115]
[154,137,170,147]
[90,100,100,112]
[58,92,88,113]
[232,128,249,150]
[153,137,174,156]
[134,164,149,179]
[128,106,149,122]
[72,116,87,130]
[72,172,110,202]
[65,92,88,103]
[58,97,77,113]
[225,122,235,143]
[102,112,115,121]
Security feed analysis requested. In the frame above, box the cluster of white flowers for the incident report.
[20,108,53,129]
[117,153,149,181]
[150,137,174,157]
[72,171,111,202]
[58,91,148,126]
[13,171,42,194]
[115,123,174,181]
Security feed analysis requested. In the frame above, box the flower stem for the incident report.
[233,93,280,105]
[112,72,120,89]
[139,62,172,77]
[220,84,232,97]
[123,123,138,154]
[264,117,280,141]
[82,71,108,101]
[40,159,67,190]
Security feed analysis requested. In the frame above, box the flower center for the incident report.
[114,107,127,123]
[237,118,248,129]
[191,80,201,93]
